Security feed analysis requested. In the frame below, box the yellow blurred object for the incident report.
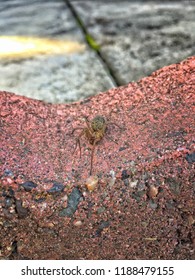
[0,36,85,59]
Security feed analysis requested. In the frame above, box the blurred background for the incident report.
[0,0,194,103]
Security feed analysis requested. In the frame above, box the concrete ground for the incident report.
[0,0,194,103]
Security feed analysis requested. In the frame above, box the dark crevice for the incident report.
[65,0,119,87]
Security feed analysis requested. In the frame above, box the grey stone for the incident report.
[0,0,82,39]
[0,52,114,103]
[0,0,115,103]
[59,187,82,217]
[72,1,195,83]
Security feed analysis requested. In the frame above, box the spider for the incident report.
[72,115,121,175]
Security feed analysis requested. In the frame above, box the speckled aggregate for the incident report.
[0,57,194,259]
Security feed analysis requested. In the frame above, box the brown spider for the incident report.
[72,115,121,175]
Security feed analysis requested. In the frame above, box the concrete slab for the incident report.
[72,1,195,84]
[0,0,115,103]
[0,50,114,103]
[0,0,82,39]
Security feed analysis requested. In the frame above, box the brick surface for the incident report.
[0,56,194,259]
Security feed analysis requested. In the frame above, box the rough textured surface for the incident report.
[0,0,81,39]
[72,0,195,84]
[0,56,195,259]
[0,51,114,103]
[0,0,115,103]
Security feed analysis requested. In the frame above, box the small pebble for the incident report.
[7,246,12,251]
[61,194,68,202]
[4,169,14,177]
[121,170,130,180]
[47,182,65,193]
[130,180,138,188]
[21,181,37,192]
[85,175,99,192]
[108,170,116,187]
[9,208,15,214]
[148,186,158,198]
[46,222,55,228]
[73,220,82,227]
[59,187,82,217]
[82,191,88,197]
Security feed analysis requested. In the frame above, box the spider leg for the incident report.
[90,139,99,175]
[105,121,124,144]
[73,130,85,158]
[73,138,81,158]
[84,117,94,134]
[108,122,123,130]
[90,144,95,175]
[105,134,118,144]
[71,127,83,135]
